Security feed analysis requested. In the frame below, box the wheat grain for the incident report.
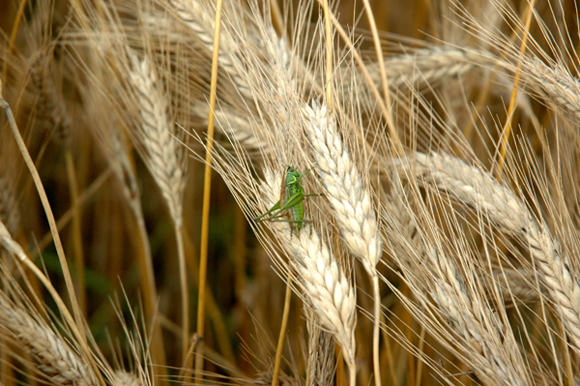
[494,269,539,305]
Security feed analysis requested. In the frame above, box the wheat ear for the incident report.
[302,102,382,273]
[364,47,493,90]
[28,51,71,144]
[128,54,187,229]
[396,151,580,353]
[522,58,580,125]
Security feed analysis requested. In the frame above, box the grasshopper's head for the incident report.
[285,166,300,185]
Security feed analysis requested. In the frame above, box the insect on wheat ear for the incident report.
[254,166,318,234]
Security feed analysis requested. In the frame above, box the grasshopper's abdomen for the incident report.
[285,175,305,232]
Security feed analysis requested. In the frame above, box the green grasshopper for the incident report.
[255,166,316,233]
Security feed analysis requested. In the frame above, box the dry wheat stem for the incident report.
[0,92,91,354]
[0,219,110,386]
[0,287,98,386]
[260,169,357,368]
[395,151,580,353]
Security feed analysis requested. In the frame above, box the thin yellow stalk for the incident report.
[195,0,225,379]
[336,348,345,386]
[361,0,390,116]
[176,225,189,363]
[271,281,292,386]
[65,149,87,316]
[348,0,385,357]
[183,223,236,363]
[348,362,356,386]
[496,0,536,179]
[269,0,284,37]
[319,2,403,152]
[371,276,382,386]
[322,0,333,110]
[0,159,103,386]
[2,0,28,80]
[403,282,415,386]
[415,325,426,385]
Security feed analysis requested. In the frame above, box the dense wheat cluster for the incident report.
[1,0,580,385]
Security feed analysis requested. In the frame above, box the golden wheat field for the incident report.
[2,0,580,385]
